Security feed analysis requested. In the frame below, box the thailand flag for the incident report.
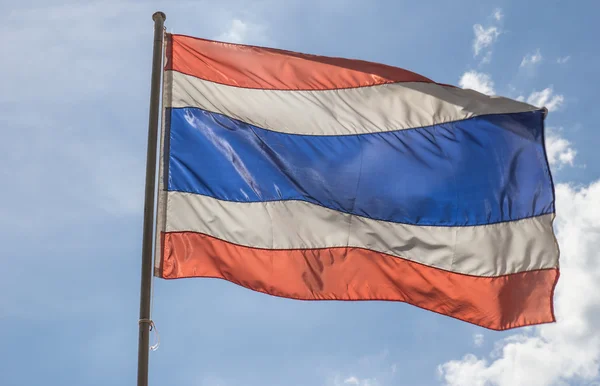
[154,33,559,330]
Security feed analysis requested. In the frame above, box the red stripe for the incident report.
[159,232,558,330]
[165,34,435,90]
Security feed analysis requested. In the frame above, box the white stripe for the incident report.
[166,71,540,135]
[154,51,171,274]
[165,191,558,277]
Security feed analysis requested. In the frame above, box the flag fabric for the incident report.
[154,33,559,330]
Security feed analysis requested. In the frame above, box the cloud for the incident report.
[521,49,543,67]
[545,128,577,168]
[526,87,565,111]
[329,374,380,386]
[0,2,152,239]
[473,334,484,348]
[473,24,500,57]
[470,9,503,65]
[493,8,504,21]
[327,351,397,386]
[438,180,600,386]
[557,56,571,64]
[216,18,268,44]
[480,51,493,65]
[335,376,378,386]
[459,71,495,95]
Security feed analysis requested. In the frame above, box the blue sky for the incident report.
[1,1,599,385]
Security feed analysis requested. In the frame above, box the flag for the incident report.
[154,33,559,330]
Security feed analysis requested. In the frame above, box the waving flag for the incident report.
[154,33,559,330]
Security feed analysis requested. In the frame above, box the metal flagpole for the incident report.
[137,11,165,386]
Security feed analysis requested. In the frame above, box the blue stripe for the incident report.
[167,107,554,226]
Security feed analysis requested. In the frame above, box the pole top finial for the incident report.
[152,11,166,22]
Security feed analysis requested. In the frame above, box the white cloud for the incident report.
[328,351,396,386]
[471,10,503,65]
[438,180,600,386]
[473,334,484,347]
[216,18,268,44]
[473,24,500,57]
[480,51,493,65]
[521,49,543,67]
[527,87,565,111]
[545,128,577,168]
[459,71,495,95]
[337,376,378,386]
[493,8,504,21]
[0,1,149,231]
[557,56,571,64]
[329,375,380,386]
[217,19,249,43]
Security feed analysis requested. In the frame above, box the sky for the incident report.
[1,0,599,385]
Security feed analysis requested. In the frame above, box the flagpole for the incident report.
[137,11,165,386]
